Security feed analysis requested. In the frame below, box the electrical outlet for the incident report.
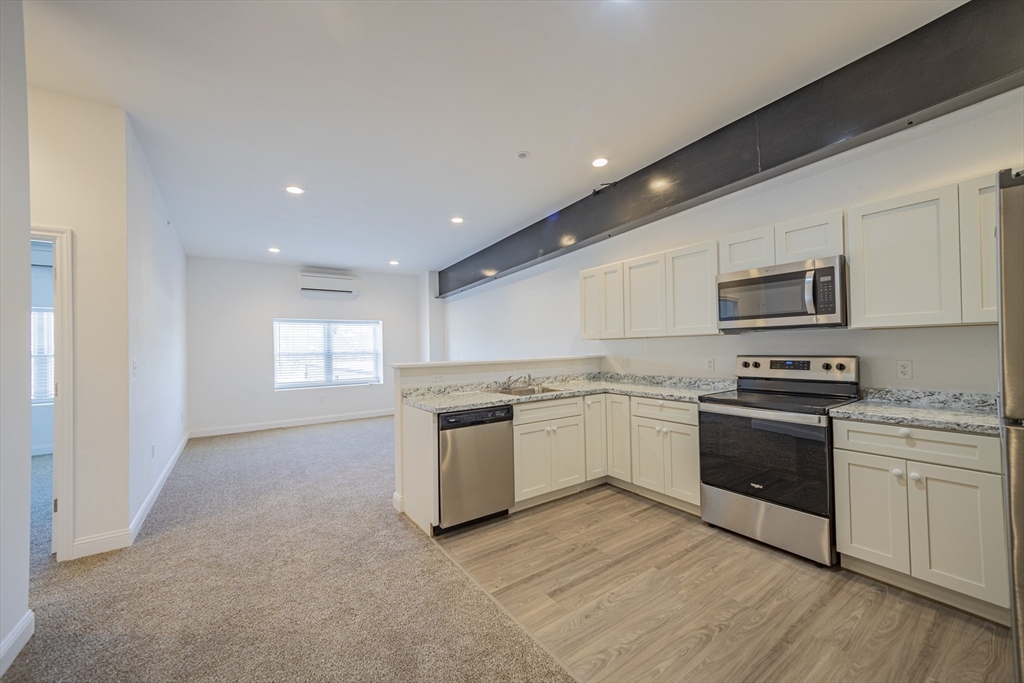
[568,364,576,372]
[705,357,715,372]
[432,374,444,383]
[897,360,913,380]
[621,357,631,369]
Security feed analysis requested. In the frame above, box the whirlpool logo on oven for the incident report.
[750,483,764,489]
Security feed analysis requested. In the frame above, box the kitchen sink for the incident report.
[495,386,562,396]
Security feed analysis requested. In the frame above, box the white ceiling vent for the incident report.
[298,269,362,298]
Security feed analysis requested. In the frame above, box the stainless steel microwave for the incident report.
[716,256,846,331]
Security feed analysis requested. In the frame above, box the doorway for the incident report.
[29,227,74,562]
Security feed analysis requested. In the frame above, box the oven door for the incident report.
[698,403,833,517]
[717,256,844,330]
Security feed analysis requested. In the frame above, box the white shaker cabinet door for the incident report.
[958,174,999,324]
[579,266,602,340]
[584,395,608,480]
[550,416,586,491]
[665,240,719,337]
[718,225,776,273]
[599,262,625,339]
[623,253,666,338]
[833,449,911,573]
[846,184,962,328]
[774,210,844,263]
[906,461,1010,607]
[663,421,700,505]
[606,394,632,481]
[631,416,666,493]
[513,422,552,502]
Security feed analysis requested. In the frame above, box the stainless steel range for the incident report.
[698,355,859,565]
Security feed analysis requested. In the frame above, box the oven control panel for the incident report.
[736,355,858,381]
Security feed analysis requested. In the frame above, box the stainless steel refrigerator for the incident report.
[998,167,1024,682]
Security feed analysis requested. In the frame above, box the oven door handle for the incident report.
[804,270,816,315]
[699,402,828,426]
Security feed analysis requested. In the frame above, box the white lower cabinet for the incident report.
[631,411,700,504]
[584,395,607,480]
[834,437,1009,608]
[606,394,632,481]
[834,449,911,573]
[632,417,666,492]
[906,461,1009,606]
[513,415,585,502]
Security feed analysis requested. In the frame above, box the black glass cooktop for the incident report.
[699,389,857,415]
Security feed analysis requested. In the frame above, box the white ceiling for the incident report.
[23,0,963,275]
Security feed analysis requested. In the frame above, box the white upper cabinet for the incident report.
[846,184,962,329]
[959,174,999,324]
[718,225,776,273]
[623,253,666,338]
[579,262,624,339]
[774,210,845,263]
[665,240,719,337]
[579,266,602,340]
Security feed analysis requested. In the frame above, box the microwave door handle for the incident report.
[804,270,816,315]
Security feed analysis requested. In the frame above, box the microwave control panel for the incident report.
[816,268,837,315]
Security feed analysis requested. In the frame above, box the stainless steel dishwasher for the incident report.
[437,405,514,531]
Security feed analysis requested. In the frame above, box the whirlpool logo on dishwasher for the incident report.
[750,483,764,489]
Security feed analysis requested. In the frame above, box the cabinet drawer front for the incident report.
[630,396,697,425]
[833,419,1001,474]
[513,397,584,425]
[906,460,1009,607]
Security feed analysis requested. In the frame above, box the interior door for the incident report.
[631,416,665,493]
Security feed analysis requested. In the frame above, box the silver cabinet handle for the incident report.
[899,428,911,437]
[804,270,816,315]
[891,469,903,478]
[909,472,921,482]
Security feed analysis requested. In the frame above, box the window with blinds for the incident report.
[273,319,383,390]
[32,307,55,404]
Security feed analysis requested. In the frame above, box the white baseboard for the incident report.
[189,409,394,438]
[31,445,53,456]
[130,431,189,542]
[392,492,404,513]
[71,527,131,560]
[0,610,34,676]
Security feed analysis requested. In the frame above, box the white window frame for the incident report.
[31,306,55,405]
[273,318,384,390]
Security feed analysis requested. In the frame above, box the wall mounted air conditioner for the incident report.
[298,269,362,297]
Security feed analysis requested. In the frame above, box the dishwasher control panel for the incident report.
[439,405,513,430]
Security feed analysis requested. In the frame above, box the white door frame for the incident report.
[31,226,74,562]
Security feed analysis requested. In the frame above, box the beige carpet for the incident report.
[5,418,575,683]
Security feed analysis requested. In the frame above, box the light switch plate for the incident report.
[897,360,913,380]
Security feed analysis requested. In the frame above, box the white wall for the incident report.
[126,119,188,531]
[31,241,53,456]
[446,88,1024,394]
[0,0,34,674]
[187,258,419,436]
[417,271,446,362]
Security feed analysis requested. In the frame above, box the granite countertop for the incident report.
[828,388,1000,435]
[402,373,736,414]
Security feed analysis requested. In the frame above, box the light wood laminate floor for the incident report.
[435,485,1013,683]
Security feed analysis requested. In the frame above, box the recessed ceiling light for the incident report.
[451,217,464,224]
[389,260,399,265]
[517,151,530,159]
[268,247,280,253]
[482,269,498,277]
[592,158,608,167]
[285,186,305,194]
